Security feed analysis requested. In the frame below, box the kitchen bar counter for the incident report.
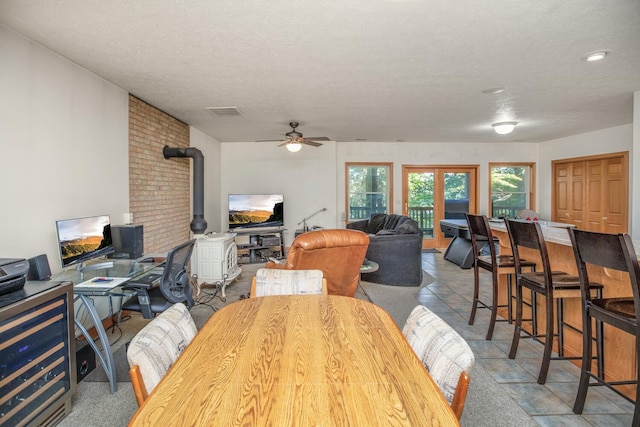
[488,220,640,258]
[488,220,639,397]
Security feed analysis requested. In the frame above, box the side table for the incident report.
[358,260,379,302]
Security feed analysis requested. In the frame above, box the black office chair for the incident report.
[569,228,640,424]
[122,239,196,319]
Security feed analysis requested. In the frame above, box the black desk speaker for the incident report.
[27,254,51,281]
[111,224,144,259]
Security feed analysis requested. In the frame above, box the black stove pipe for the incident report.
[163,146,207,235]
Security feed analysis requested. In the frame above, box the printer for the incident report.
[0,258,30,295]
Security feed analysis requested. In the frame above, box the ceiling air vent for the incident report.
[205,107,243,117]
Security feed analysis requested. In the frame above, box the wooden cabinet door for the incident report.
[554,161,586,228]
[602,156,627,234]
[586,160,604,231]
[552,153,628,233]
[554,162,572,224]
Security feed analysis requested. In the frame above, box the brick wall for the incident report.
[129,95,191,254]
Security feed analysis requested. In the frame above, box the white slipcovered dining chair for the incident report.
[250,268,327,297]
[126,302,197,406]
[402,305,475,419]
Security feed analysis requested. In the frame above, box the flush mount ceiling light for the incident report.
[482,87,505,94]
[582,51,609,62]
[491,121,518,135]
[286,141,302,152]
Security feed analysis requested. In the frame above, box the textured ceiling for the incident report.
[1,0,639,144]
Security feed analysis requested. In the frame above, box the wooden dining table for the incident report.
[128,294,459,426]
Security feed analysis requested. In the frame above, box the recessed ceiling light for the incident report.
[491,121,518,135]
[582,51,609,62]
[482,87,505,94]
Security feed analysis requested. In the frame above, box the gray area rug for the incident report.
[64,263,534,427]
[422,248,441,253]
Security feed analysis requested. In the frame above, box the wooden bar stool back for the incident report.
[505,219,603,384]
[568,228,640,424]
[465,213,535,340]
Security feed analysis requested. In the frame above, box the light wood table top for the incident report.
[129,295,459,426]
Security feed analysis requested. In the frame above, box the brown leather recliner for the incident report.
[264,229,370,297]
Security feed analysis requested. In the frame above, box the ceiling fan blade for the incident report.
[277,140,291,147]
[305,137,330,141]
[256,139,283,142]
[302,139,323,147]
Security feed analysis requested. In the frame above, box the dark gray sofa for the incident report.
[346,213,423,286]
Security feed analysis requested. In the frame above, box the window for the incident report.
[346,163,393,221]
[489,163,535,218]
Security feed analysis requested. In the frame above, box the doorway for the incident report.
[402,165,478,249]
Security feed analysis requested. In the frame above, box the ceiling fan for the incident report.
[257,122,330,152]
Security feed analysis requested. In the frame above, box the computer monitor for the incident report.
[55,215,114,268]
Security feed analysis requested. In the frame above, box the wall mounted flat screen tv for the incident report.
[55,214,113,268]
[228,194,284,229]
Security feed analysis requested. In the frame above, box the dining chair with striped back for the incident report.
[403,305,475,419]
[126,302,197,406]
[250,268,327,297]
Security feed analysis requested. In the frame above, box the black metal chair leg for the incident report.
[486,270,499,340]
[468,261,479,326]
[509,284,523,359]
[573,302,594,414]
[507,273,513,324]
[557,297,564,359]
[538,293,555,384]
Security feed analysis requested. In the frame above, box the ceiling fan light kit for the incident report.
[258,121,330,151]
[286,142,302,152]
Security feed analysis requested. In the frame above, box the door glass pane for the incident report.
[444,172,470,219]
[348,165,389,221]
[407,172,434,238]
[491,166,529,218]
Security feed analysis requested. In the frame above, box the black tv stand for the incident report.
[233,227,286,264]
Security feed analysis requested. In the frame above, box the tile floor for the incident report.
[421,251,635,427]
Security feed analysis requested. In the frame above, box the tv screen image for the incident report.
[228,194,283,229]
[56,215,113,268]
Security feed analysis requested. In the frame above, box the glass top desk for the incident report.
[53,257,164,393]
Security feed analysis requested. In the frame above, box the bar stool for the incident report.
[505,219,604,384]
[568,228,639,425]
[465,214,536,340]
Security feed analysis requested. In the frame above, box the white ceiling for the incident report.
[1,0,639,144]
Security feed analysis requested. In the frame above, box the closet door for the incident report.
[552,153,628,233]
[601,156,627,234]
[554,161,586,229]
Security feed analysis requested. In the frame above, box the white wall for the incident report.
[0,25,130,273]
[221,141,337,246]
[537,124,633,230]
[190,126,222,234]
[633,91,639,239]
